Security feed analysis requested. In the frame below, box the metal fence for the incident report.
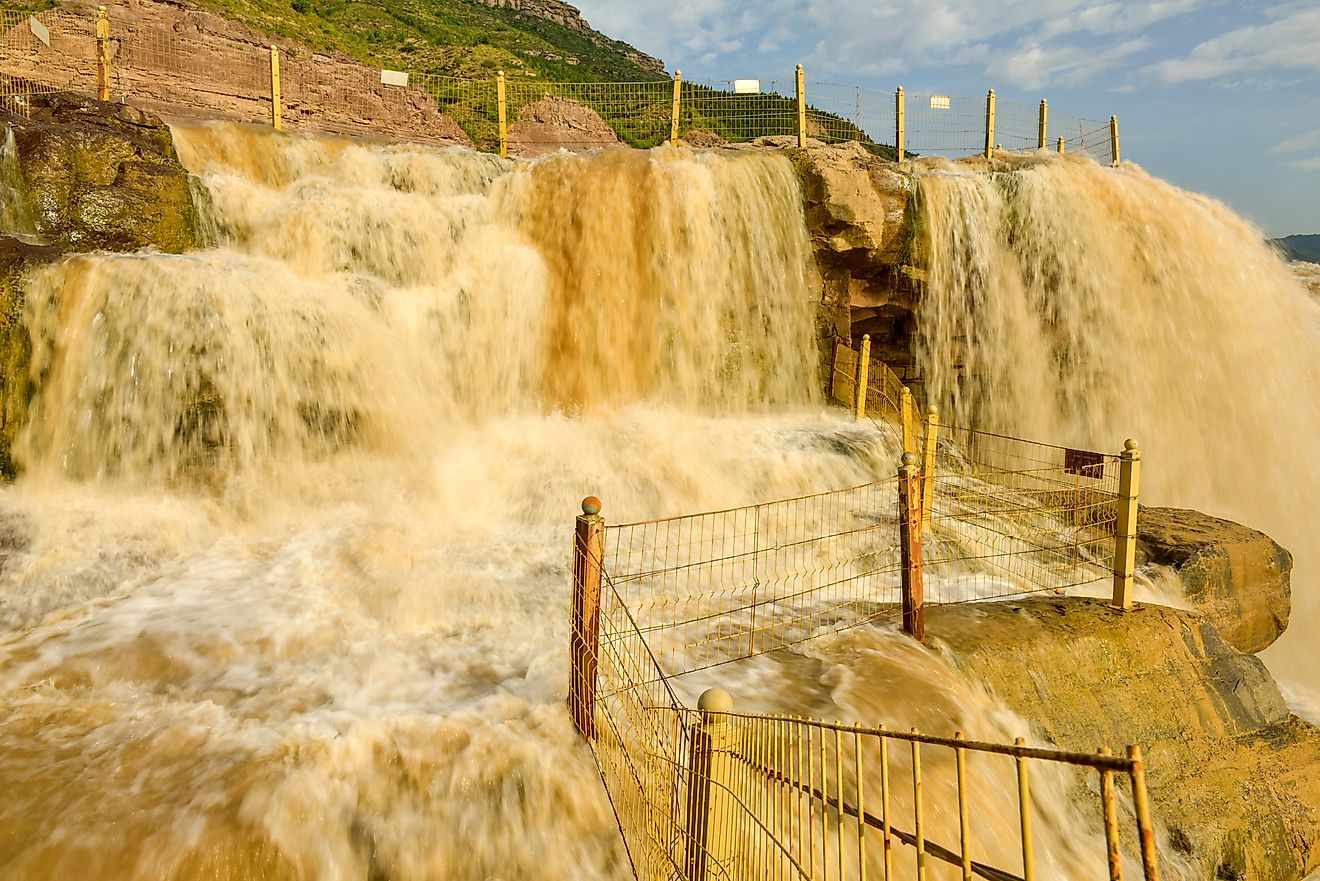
[0,5,1121,163]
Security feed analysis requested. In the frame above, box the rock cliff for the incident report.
[931,598,1320,881]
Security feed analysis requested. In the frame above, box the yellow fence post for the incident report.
[984,89,996,158]
[1016,738,1036,881]
[1110,115,1121,166]
[854,334,871,420]
[1037,99,1048,149]
[497,70,509,158]
[901,387,917,455]
[1111,439,1141,610]
[95,5,110,101]
[269,46,282,130]
[922,406,938,528]
[1057,136,1065,154]
[795,64,807,147]
[670,69,682,147]
[1098,748,1123,881]
[570,496,605,740]
[898,453,925,642]
[685,688,733,881]
[895,86,906,161]
[1128,745,1161,881]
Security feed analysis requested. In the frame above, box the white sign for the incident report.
[28,16,50,47]
[380,69,408,87]
[930,95,950,110]
[733,79,760,94]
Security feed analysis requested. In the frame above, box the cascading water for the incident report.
[0,123,1190,880]
[912,152,1320,706]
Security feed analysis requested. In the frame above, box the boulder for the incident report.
[1138,505,1291,654]
[8,93,200,253]
[931,597,1320,881]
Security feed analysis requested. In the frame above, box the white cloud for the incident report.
[1271,131,1320,155]
[1152,4,1320,82]
[1286,157,1320,172]
[986,37,1151,90]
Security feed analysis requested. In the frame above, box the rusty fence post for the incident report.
[95,5,110,101]
[670,69,683,147]
[269,46,282,130]
[685,688,733,881]
[854,334,871,420]
[1057,136,1065,154]
[1038,99,1048,149]
[1111,439,1140,610]
[983,89,996,158]
[570,495,605,740]
[795,64,807,147]
[899,453,925,641]
[922,405,938,528]
[895,85,905,160]
[1110,115,1121,166]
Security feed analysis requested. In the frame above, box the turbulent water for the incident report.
[0,125,1119,880]
[913,152,1320,700]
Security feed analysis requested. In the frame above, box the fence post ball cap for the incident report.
[581,496,602,516]
[698,688,733,714]
[901,452,919,467]
[1124,438,1139,452]
[927,405,938,417]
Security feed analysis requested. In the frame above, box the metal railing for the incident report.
[571,333,1152,880]
[0,5,1121,164]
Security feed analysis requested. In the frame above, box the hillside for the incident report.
[1272,234,1320,263]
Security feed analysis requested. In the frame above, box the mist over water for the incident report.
[913,151,1320,695]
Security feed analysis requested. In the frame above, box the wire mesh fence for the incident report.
[0,4,1121,163]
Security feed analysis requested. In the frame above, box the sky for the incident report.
[572,0,1320,237]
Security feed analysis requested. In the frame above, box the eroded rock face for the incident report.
[0,237,63,476]
[1138,505,1291,654]
[931,598,1320,881]
[507,95,623,157]
[10,93,200,253]
[789,142,917,390]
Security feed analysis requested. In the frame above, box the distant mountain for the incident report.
[1271,234,1320,263]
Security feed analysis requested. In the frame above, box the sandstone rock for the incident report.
[1292,261,1320,298]
[507,95,622,157]
[0,236,62,477]
[472,0,666,74]
[931,597,1320,881]
[10,92,200,252]
[1138,505,1291,654]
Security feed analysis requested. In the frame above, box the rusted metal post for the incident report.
[899,453,925,642]
[895,86,906,160]
[1016,737,1035,881]
[570,496,605,740]
[984,89,996,158]
[95,6,110,101]
[1099,748,1124,881]
[1110,115,1121,165]
[670,69,683,147]
[922,405,938,528]
[685,688,733,881]
[1128,745,1161,881]
[855,334,871,420]
[1111,439,1141,610]
[1038,99,1048,149]
[269,46,282,130]
[955,731,973,881]
[497,70,509,158]
[796,64,807,147]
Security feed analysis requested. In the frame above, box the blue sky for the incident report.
[572,0,1320,237]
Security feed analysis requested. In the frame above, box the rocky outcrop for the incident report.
[0,238,57,477]
[931,597,1320,881]
[1293,261,1320,298]
[787,142,918,391]
[507,95,622,156]
[8,92,200,252]
[1138,506,1291,654]
[472,0,666,74]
